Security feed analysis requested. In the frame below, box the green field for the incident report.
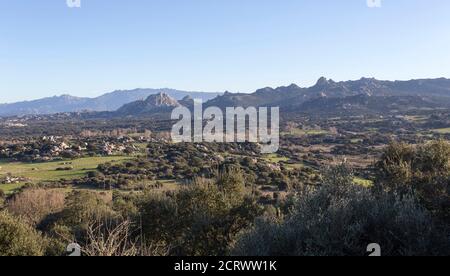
[432,128,450,134]
[353,177,373,187]
[0,183,25,195]
[0,156,132,193]
[282,128,329,136]
[404,115,428,122]
[133,142,149,151]
[285,163,305,170]
[263,153,289,163]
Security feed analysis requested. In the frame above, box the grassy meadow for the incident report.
[0,156,132,194]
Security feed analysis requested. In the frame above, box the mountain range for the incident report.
[2,77,450,118]
[206,77,450,110]
[108,77,450,118]
[0,89,222,117]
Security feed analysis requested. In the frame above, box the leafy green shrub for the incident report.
[139,169,262,256]
[0,190,5,209]
[42,191,118,245]
[375,141,415,193]
[234,165,449,256]
[0,211,45,256]
[375,140,450,222]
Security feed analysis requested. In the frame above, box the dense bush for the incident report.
[375,140,450,222]
[0,211,45,256]
[139,168,263,256]
[42,191,118,244]
[234,165,450,256]
[0,190,5,209]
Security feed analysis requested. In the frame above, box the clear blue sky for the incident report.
[1,0,450,103]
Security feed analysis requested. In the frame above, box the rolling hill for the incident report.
[0,89,222,117]
[2,77,450,118]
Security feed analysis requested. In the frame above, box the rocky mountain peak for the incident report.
[144,93,180,107]
[315,77,330,87]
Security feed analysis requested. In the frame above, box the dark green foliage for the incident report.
[375,140,450,222]
[139,169,263,256]
[234,164,450,256]
[42,191,118,244]
[0,211,45,256]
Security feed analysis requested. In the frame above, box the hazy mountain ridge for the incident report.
[0,89,222,117]
[2,78,450,118]
[207,77,450,109]
[202,77,450,116]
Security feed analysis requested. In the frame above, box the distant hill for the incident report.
[205,77,450,115]
[207,77,450,108]
[0,89,222,117]
[297,94,443,115]
[116,93,180,116]
[3,77,450,118]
